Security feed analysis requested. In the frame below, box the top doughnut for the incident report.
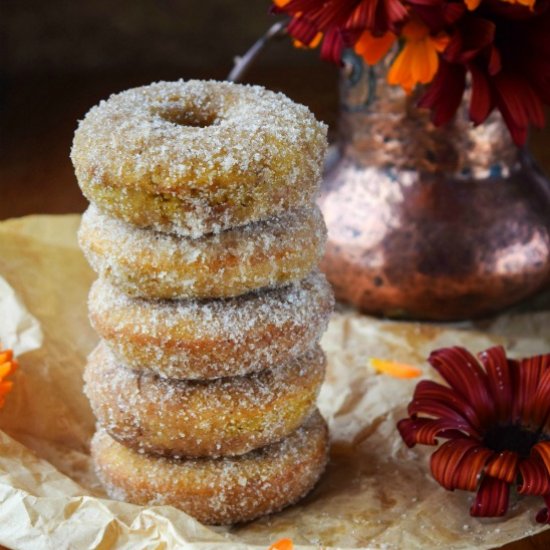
[71,80,328,237]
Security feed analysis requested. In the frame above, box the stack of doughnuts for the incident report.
[72,80,333,525]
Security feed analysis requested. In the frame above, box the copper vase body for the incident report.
[319,56,550,320]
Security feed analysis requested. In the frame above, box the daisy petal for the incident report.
[485,451,519,484]
[315,0,358,30]
[407,399,479,436]
[517,355,548,426]
[397,418,467,447]
[344,0,370,29]
[444,18,495,64]
[347,0,377,30]
[418,61,466,126]
[382,0,409,26]
[411,40,434,85]
[287,15,319,46]
[469,63,494,125]
[493,75,533,128]
[531,362,550,429]
[429,347,495,426]
[478,346,512,423]
[493,73,546,147]
[397,418,428,447]
[430,439,480,490]
[532,441,550,473]
[451,445,493,491]
[487,45,501,76]
[320,27,346,64]
[442,2,466,25]
[416,419,479,442]
[471,476,510,517]
[354,31,396,66]
[412,380,484,431]
[398,417,476,447]
[518,457,550,495]
[388,41,417,93]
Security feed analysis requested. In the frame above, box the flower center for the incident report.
[483,424,549,458]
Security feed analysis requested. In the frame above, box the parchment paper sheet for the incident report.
[0,214,549,550]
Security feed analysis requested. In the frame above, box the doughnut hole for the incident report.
[153,104,219,128]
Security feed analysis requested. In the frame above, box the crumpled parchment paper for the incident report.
[0,214,549,550]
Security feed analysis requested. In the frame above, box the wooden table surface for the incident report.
[1,67,549,550]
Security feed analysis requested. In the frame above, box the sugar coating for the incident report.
[88,270,334,379]
[75,79,333,523]
[71,79,328,237]
[84,342,326,458]
[91,410,329,525]
[78,204,327,299]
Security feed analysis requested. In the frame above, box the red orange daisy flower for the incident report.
[272,0,408,63]
[398,346,550,522]
[0,346,18,409]
[419,1,550,145]
[272,0,550,145]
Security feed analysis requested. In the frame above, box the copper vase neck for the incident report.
[337,56,519,179]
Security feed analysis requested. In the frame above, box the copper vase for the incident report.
[319,54,550,321]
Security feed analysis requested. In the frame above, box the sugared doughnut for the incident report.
[92,410,328,525]
[88,271,333,380]
[78,204,326,300]
[85,342,325,458]
[71,80,327,237]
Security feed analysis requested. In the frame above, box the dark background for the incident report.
[0,0,338,220]
[0,0,550,219]
[1,0,549,222]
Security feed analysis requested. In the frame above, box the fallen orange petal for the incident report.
[370,358,422,378]
[268,538,294,550]
[0,345,17,407]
